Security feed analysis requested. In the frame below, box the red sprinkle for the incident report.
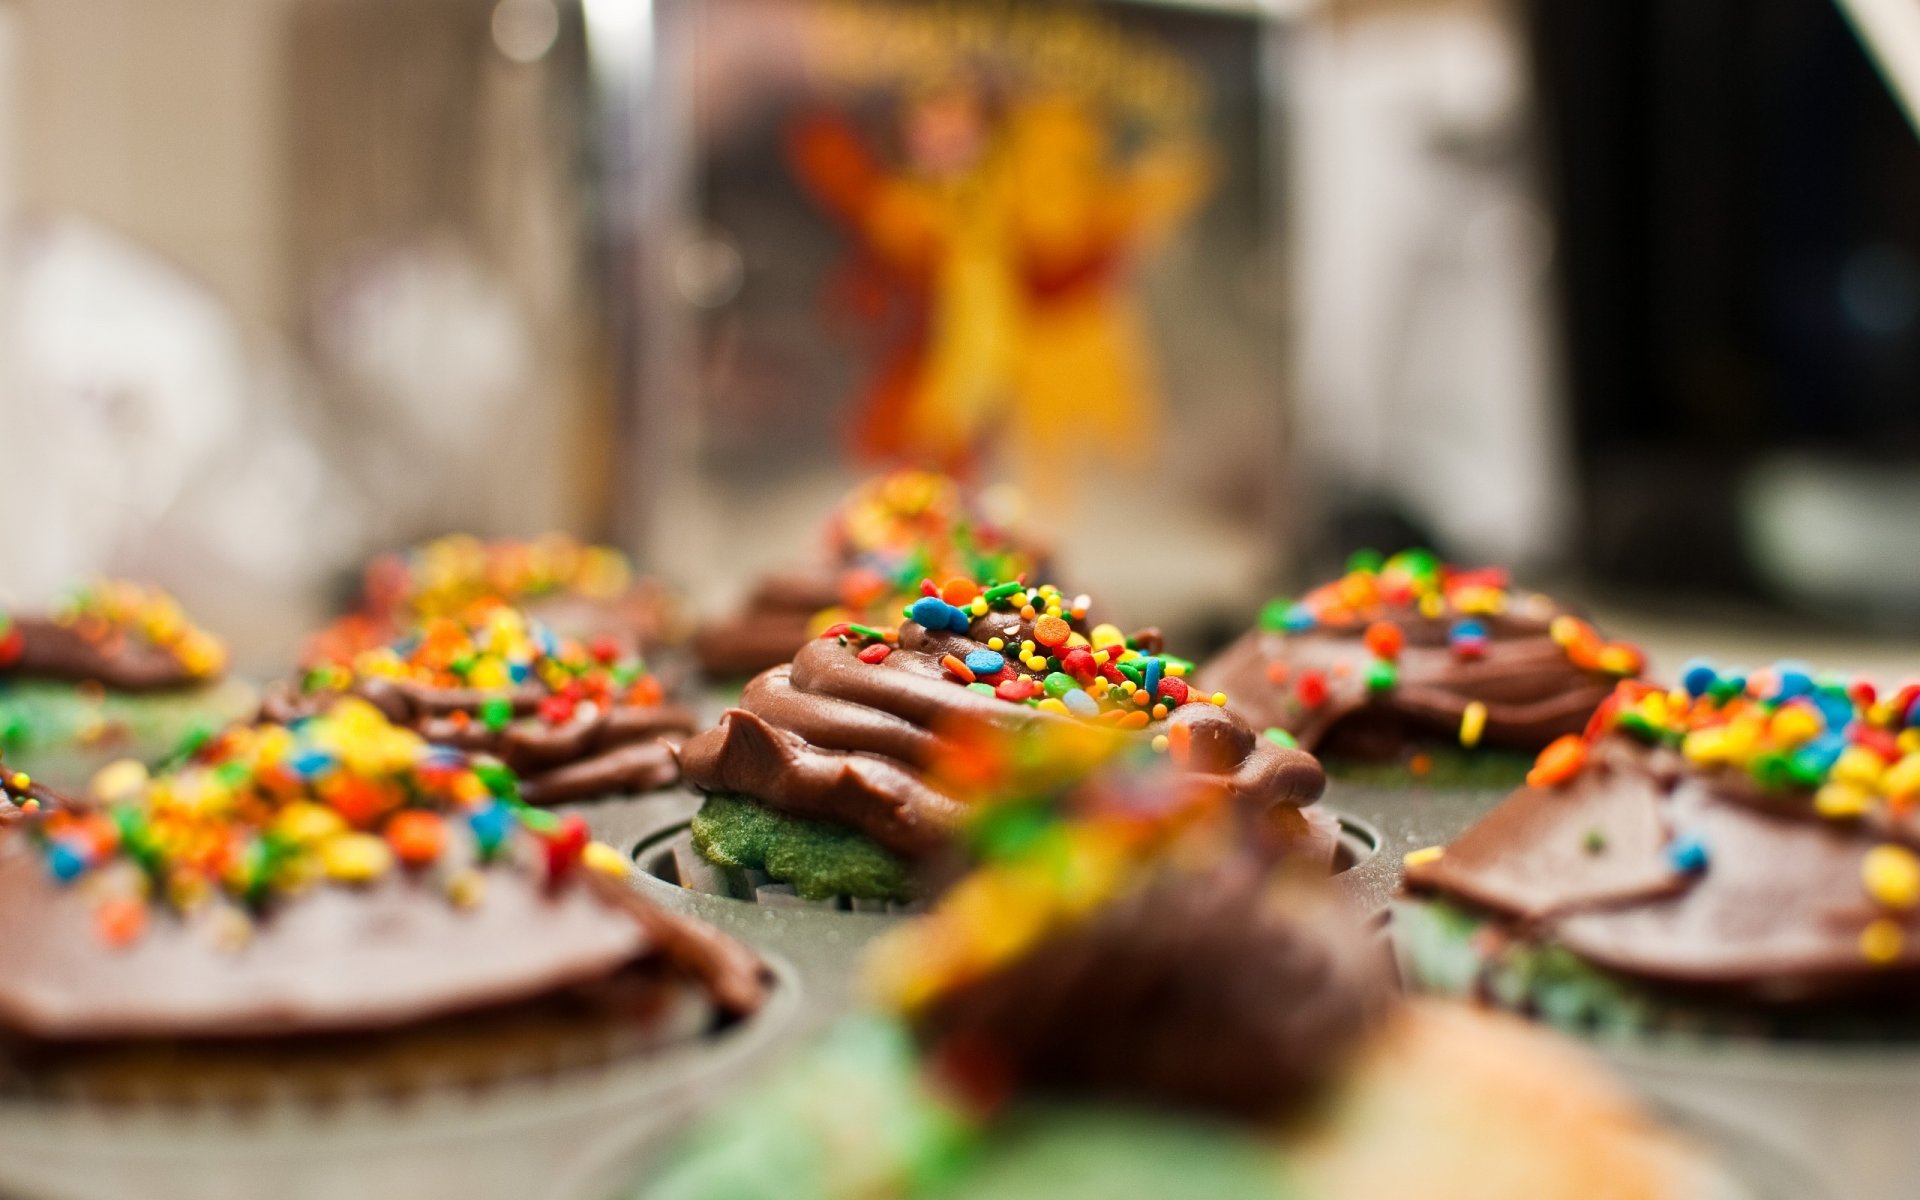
[1061,648,1097,682]
[818,622,851,641]
[1296,670,1328,708]
[539,695,576,725]
[996,677,1036,702]
[858,643,893,664]
[589,636,621,664]
[1156,677,1190,706]
[543,815,590,882]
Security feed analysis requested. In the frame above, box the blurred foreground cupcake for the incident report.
[0,700,777,1200]
[693,469,1045,680]
[1201,550,1644,786]
[0,581,256,791]
[647,742,1721,1200]
[677,579,1327,905]
[310,532,681,666]
[1395,662,1920,1199]
[268,602,694,806]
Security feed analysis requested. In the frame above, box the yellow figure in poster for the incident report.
[790,74,1213,499]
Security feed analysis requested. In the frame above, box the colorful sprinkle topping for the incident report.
[869,720,1229,1013]
[1257,548,1644,688]
[363,533,635,625]
[822,578,1220,734]
[27,700,620,947]
[7,580,229,678]
[302,602,666,727]
[827,470,1036,597]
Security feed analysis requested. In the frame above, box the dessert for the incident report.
[266,602,694,806]
[678,578,1328,903]
[0,698,770,1104]
[1399,661,1920,1035]
[648,738,1720,1200]
[693,469,1044,680]
[1200,549,1645,784]
[309,533,681,665]
[0,581,256,791]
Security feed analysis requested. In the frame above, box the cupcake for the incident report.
[1396,662,1920,1200]
[693,469,1045,680]
[647,745,1723,1200]
[1200,549,1645,786]
[676,578,1328,905]
[0,699,777,1200]
[309,532,682,666]
[0,581,256,791]
[267,601,695,806]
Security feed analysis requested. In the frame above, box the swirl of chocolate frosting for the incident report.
[0,582,229,693]
[681,586,1328,862]
[1201,551,1643,759]
[1407,667,1920,1005]
[270,605,694,805]
[915,861,1392,1118]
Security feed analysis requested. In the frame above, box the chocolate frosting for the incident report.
[2,617,211,693]
[916,861,1391,1118]
[680,612,1327,861]
[1407,736,1920,1004]
[262,678,695,807]
[1201,599,1624,759]
[0,826,767,1042]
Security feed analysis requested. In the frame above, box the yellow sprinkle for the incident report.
[1861,918,1904,965]
[1090,624,1126,650]
[275,802,347,845]
[1460,701,1488,749]
[1021,640,1036,656]
[446,869,487,908]
[1886,754,1920,802]
[1549,615,1580,646]
[1832,746,1887,790]
[321,833,393,884]
[1900,729,1920,756]
[1209,692,1227,707]
[584,841,630,877]
[1682,727,1732,768]
[1418,593,1445,619]
[1863,845,1920,910]
[9,772,30,791]
[970,599,989,616]
[1036,698,1070,716]
[1151,704,1169,720]
[1151,735,1169,753]
[987,637,1005,651]
[1120,680,1138,695]
[1166,662,1188,677]
[1815,781,1873,820]
[1092,650,1111,667]
[1596,646,1640,675]
[1769,704,1822,747]
[1404,846,1445,868]
[1870,701,1898,728]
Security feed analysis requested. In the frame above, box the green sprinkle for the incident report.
[1262,727,1298,748]
[1583,828,1606,854]
[1044,672,1077,698]
[984,581,1024,602]
[965,682,996,697]
[1347,547,1385,574]
[846,623,889,640]
[1257,599,1294,633]
[1364,659,1397,692]
[473,760,519,799]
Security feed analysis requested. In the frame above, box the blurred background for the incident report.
[1,0,1918,674]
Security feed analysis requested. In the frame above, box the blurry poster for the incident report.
[657,0,1289,635]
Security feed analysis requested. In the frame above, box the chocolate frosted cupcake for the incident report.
[0,755,66,825]
[1394,661,1920,1200]
[0,581,256,791]
[310,532,682,666]
[1201,550,1645,786]
[268,602,694,806]
[648,744,1722,1200]
[694,469,1044,680]
[0,699,777,1200]
[678,579,1328,904]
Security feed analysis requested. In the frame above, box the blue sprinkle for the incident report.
[1451,619,1488,644]
[1906,693,1920,728]
[1062,689,1099,717]
[1814,689,1857,730]
[469,803,515,851]
[1666,833,1709,874]
[964,650,1007,677]
[1142,657,1163,699]
[946,605,972,633]
[907,597,951,628]
[1774,662,1814,700]
[1281,603,1317,633]
[1799,733,1847,771]
[47,841,88,882]
[508,661,531,684]
[1679,658,1718,698]
[290,750,336,779]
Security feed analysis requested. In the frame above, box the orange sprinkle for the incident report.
[1265,660,1290,686]
[1409,752,1433,777]
[940,578,980,606]
[942,654,976,684]
[1033,615,1071,647]
[96,898,147,947]
[1118,710,1151,730]
[386,810,447,866]
[1167,722,1193,766]
[1528,735,1588,789]
[1364,621,1405,662]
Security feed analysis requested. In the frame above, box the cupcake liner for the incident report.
[1391,898,1919,1200]
[0,956,802,1200]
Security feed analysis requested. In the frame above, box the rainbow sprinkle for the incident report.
[1,580,229,679]
[364,533,635,625]
[302,602,666,729]
[25,699,624,947]
[823,578,1225,733]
